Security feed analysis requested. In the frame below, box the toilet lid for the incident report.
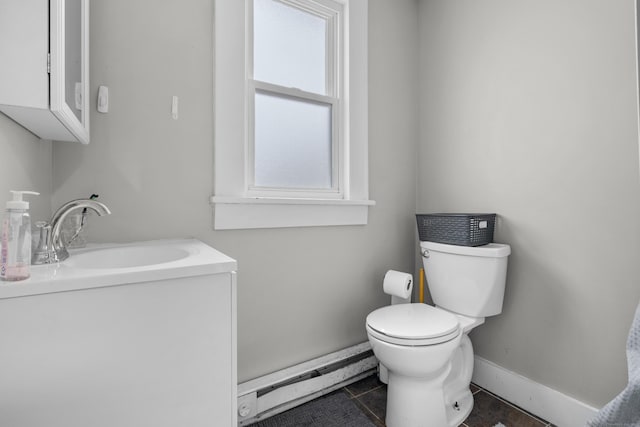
[366,304,460,346]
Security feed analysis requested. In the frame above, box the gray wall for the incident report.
[418,0,640,407]
[0,114,52,223]
[46,0,640,408]
[52,0,419,382]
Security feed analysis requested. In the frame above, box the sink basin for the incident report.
[0,239,237,300]
[66,245,190,269]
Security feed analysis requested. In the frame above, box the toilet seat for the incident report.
[366,304,460,346]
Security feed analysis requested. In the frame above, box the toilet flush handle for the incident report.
[421,249,430,258]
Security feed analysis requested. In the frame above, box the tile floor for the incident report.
[339,374,555,427]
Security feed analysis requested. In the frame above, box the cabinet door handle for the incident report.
[75,82,83,110]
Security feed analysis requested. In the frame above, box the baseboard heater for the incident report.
[237,342,377,425]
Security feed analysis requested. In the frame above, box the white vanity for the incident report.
[0,239,237,427]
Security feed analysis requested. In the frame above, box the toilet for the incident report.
[366,240,511,427]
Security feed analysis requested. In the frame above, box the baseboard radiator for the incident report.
[237,342,377,425]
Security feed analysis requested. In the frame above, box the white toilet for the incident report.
[366,240,511,427]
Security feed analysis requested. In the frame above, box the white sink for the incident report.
[0,239,238,300]
[66,245,190,269]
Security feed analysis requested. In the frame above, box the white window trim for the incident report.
[211,0,373,230]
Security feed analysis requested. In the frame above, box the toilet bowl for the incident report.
[366,304,463,426]
[366,241,510,427]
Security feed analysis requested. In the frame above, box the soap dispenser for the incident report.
[1,191,39,281]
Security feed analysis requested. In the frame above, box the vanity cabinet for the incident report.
[0,240,238,427]
[0,0,90,143]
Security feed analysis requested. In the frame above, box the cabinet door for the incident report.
[0,273,236,427]
[0,1,49,109]
[0,0,90,143]
[50,0,90,143]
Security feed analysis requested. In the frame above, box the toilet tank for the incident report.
[420,241,510,317]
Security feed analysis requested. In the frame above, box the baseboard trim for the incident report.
[472,356,599,427]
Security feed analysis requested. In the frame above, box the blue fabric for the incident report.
[588,301,640,427]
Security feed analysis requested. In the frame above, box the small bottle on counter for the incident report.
[1,190,39,281]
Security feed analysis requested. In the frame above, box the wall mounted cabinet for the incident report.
[0,0,90,144]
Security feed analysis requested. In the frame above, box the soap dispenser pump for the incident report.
[1,190,39,281]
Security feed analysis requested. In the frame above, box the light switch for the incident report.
[172,96,178,120]
[97,86,109,113]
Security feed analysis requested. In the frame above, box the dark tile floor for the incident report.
[337,374,555,427]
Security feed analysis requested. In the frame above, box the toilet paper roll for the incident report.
[383,270,414,299]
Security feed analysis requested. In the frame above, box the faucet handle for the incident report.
[35,219,50,236]
[35,220,50,238]
[32,222,55,264]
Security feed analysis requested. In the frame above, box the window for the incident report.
[250,0,339,196]
[212,0,373,230]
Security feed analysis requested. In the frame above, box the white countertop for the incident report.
[0,239,237,300]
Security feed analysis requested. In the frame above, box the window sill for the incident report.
[210,196,376,230]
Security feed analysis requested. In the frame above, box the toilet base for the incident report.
[379,333,477,427]
[385,366,452,427]
[385,372,473,427]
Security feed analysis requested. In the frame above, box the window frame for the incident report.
[248,0,342,198]
[212,0,374,230]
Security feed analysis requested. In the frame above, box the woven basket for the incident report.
[416,213,496,246]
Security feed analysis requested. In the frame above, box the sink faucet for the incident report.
[32,199,111,264]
